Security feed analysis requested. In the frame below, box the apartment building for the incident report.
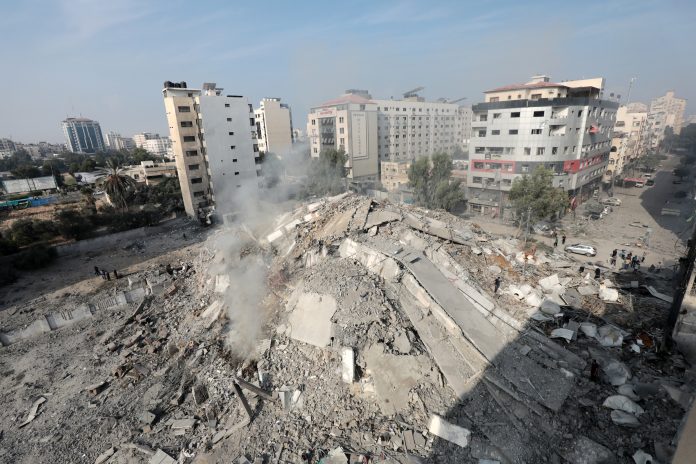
[122,160,177,186]
[132,132,172,158]
[163,81,260,220]
[381,160,411,192]
[605,105,648,183]
[467,75,617,217]
[254,98,294,155]
[104,131,136,152]
[0,138,16,158]
[648,91,687,147]
[307,90,471,189]
[62,117,105,154]
[307,93,379,185]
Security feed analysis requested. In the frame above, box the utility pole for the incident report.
[523,207,532,245]
[625,77,637,105]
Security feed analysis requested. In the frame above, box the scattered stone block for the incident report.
[192,383,209,406]
[149,449,176,464]
[428,414,470,448]
[94,447,116,464]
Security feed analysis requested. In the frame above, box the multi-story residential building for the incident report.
[648,91,687,147]
[0,138,16,158]
[381,161,411,192]
[163,81,260,220]
[254,98,294,155]
[62,117,105,153]
[307,93,380,186]
[307,89,471,188]
[604,105,649,184]
[132,132,172,159]
[467,75,617,217]
[104,131,136,152]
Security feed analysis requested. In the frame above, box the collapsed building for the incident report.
[0,193,693,463]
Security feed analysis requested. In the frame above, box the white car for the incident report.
[565,244,597,257]
[600,198,622,206]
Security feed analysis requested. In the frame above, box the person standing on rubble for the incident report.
[553,236,559,247]
[94,266,100,276]
[590,359,600,382]
[594,267,601,280]
[494,276,501,294]
[562,234,566,245]
[113,269,119,279]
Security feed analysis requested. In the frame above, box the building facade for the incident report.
[648,91,687,147]
[62,117,105,154]
[254,98,294,155]
[0,138,16,158]
[604,105,648,183]
[104,131,136,152]
[307,90,471,188]
[122,160,177,186]
[163,81,260,220]
[307,93,380,185]
[467,76,617,217]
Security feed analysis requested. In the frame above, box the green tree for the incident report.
[97,159,136,210]
[11,165,41,178]
[303,149,346,197]
[131,147,158,163]
[508,166,569,224]
[407,153,464,211]
[80,158,97,171]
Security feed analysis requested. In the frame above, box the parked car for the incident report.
[564,244,597,256]
[588,212,602,220]
[600,197,622,206]
[642,173,652,179]
[646,179,655,186]
[635,182,644,188]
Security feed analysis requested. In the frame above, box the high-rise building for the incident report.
[307,93,380,186]
[0,138,16,158]
[163,81,260,220]
[132,132,172,159]
[467,75,617,217]
[254,98,294,155]
[648,91,687,147]
[307,89,471,189]
[104,131,136,152]
[605,105,648,183]
[62,117,105,153]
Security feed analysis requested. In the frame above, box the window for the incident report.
[339,128,344,134]
[479,114,488,121]
[227,118,232,122]
[311,119,316,125]
[225,103,230,107]
[477,130,486,137]
[234,172,239,175]
[177,106,191,112]
[185,150,198,157]
[249,118,255,126]
[531,94,542,100]
[193,191,204,197]
[340,138,345,145]
[253,144,259,152]
[180,121,193,128]
[511,112,520,118]
[229,132,234,136]
[188,164,200,170]
[524,147,531,155]
[502,179,512,186]
[489,97,499,102]
[183,136,195,142]
[473,176,483,184]
[509,129,518,135]
[313,148,318,153]
[233,158,238,162]
[531,129,542,135]
[491,130,500,135]
[191,177,203,184]
[339,117,344,123]
[552,147,558,155]
[563,147,569,154]
[493,113,502,119]
[577,110,582,117]
[537,147,545,155]
[521,165,529,173]
[230,145,236,150]
[533,111,545,117]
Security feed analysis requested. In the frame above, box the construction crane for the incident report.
[403,86,424,99]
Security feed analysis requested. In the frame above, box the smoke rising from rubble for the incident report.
[209,142,310,357]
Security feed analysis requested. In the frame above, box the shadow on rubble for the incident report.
[636,169,692,246]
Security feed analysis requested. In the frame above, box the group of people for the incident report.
[609,249,645,272]
[94,266,119,281]
[552,231,567,248]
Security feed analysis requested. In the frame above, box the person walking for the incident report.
[612,249,618,258]
[494,276,501,294]
[113,269,119,279]
[610,256,616,267]
[562,234,567,245]
[641,253,646,263]
[94,266,100,276]
[554,236,559,247]
[590,359,600,382]
[594,267,601,280]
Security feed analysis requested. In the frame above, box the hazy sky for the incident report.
[1,0,695,143]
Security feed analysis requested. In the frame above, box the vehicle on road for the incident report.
[588,212,602,220]
[673,179,683,184]
[565,244,597,256]
[635,181,644,188]
[646,179,655,186]
[600,197,622,206]
[642,173,652,179]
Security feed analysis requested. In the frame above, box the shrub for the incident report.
[8,219,58,247]
[12,245,57,270]
[56,209,95,240]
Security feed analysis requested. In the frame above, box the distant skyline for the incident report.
[1,0,695,143]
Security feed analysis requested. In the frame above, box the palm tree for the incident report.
[97,159,136,210]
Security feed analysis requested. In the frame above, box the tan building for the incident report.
[604,105,648,183]
[307,93,379,185]
[380,161,410,191]
[648,91,687,147]
[163,81,260,220]
[254,98,293,155]
[122,160,177,186]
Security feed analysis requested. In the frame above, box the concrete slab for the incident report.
[428,414,471,448]
[287,292,337,348]
[319,207,356,239]
[364,210,401,229]
[364,343,425,415]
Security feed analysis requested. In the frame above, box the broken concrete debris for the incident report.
[1,192,689,464]
[18,396,46,428]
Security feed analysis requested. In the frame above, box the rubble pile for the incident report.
[0,193,693,464]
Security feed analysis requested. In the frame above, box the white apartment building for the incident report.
[132,132,173,159]
[605,105,648,183]
[163,81,260,220]
[254,98,293,155]
[307,90,471,189]
[307,93,379,185]
[467,75,617,217]
[104,131,136,152]
[648,91,687,147]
